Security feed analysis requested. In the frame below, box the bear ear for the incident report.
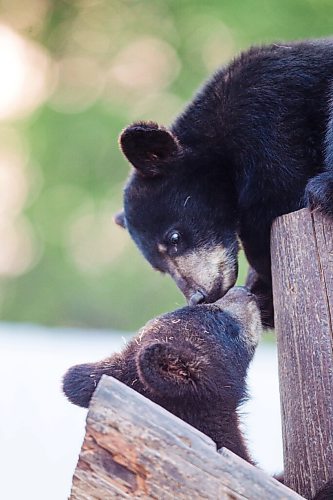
[136,342,205,397]
[119,121,181,177]
[113,210,126,229]
[63,363,100,408]
[63,357,123,408]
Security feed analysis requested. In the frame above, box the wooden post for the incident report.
[271,208,333,499]
[71,375,303,499]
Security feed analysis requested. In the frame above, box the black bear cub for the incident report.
[63,287,261,463]
[116,40,333,327]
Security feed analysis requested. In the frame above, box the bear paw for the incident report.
[305,172,333,218]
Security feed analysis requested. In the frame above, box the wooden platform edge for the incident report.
[70,375,304,499]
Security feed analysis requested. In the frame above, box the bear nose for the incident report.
[189,290,206,306]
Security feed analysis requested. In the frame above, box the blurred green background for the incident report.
[0,0,332,330]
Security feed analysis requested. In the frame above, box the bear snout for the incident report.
[215,286,257,307]
[214,286,262,347]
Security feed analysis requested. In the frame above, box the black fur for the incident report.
[119,40,333,327]
[313,480,333,500]
[63,287,260,462]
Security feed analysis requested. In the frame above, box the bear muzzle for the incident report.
[214,286,262,347]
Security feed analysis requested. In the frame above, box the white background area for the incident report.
[0,324,283,500]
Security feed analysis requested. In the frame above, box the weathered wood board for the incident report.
[271,208,333,499]
[71,375,303,499]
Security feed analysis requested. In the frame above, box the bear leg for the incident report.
[245,267,274,329]
[307,94,333,217]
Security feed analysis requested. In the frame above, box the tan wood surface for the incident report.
[71,375,303,499]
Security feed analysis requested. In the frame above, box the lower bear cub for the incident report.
[63,286,260,463]
[63,288,333,499]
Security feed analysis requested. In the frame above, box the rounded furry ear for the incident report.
[119,121,180,177]
[63,363,99,408]
[136,342,204,398]
[113,210,126,229]
[63,357,122,408]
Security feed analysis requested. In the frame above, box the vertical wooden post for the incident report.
[271,208,333,499]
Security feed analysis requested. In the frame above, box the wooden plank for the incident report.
[71,375,303,499]
[271,208,333,499]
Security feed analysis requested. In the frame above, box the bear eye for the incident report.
[169,231,180,246]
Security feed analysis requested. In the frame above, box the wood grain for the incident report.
[71,375,303,499]
[271,208,333,499]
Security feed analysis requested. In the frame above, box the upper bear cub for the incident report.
[116,40,333,327]
[63,287,260,463]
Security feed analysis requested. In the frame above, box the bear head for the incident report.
[63,287,261,459]
[117,121,239,306]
